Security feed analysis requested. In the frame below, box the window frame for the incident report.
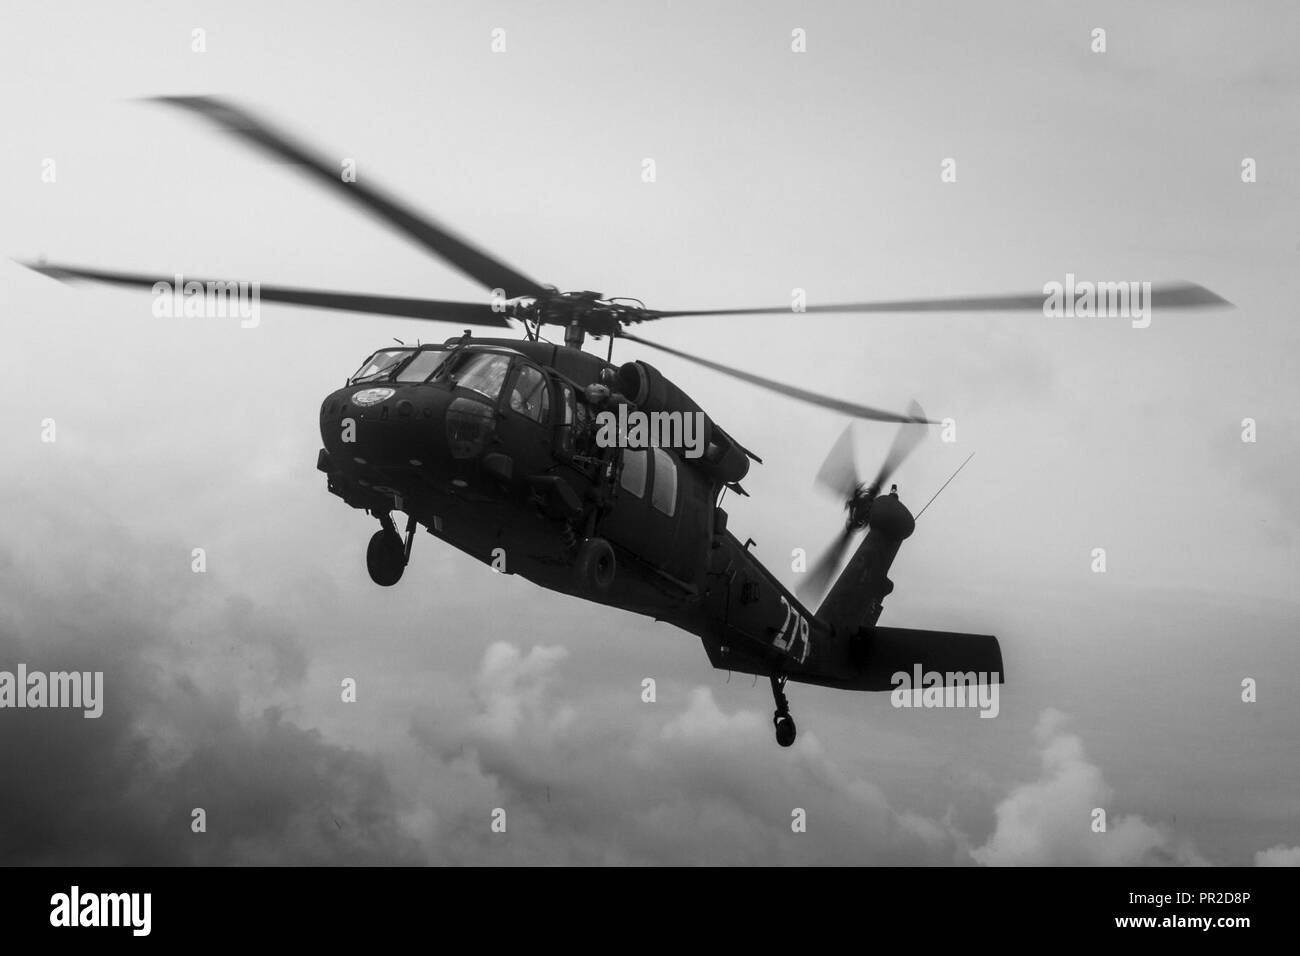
[505,362,552,425]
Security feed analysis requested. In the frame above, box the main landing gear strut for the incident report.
[770,673,797,747]
[367,512,416,587]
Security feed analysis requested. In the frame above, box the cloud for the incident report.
[973,710,1207,866]
[406,640,968,865]
[1213,412,1300,540]
[1254,845,1300,867]
[0,540,421,865]
[0,489,1289,867]
[3,496,979,866]
[472,642,572,740]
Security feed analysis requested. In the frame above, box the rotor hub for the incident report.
[508,291,646,339]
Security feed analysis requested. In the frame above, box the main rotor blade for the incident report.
[620,332,933,425]
[152,96,546,300]
[21,262,512,326]
[798,528,856,603]
[814,425,860,500]
[641,282,1231,319]
[867,400,927,494]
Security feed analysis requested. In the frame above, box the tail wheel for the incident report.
[573,537,616,594]
[366,529,406,587]
[770,673,796,747]
[774,714,797,747]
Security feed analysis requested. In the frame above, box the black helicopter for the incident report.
[23,97,1232,746]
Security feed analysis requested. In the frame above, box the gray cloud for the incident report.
[406,641,967,865]
[0,545,419,865]
[1254,845,1300,867]
[974,710,1207,866]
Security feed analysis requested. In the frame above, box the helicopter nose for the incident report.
[318,384,451,471]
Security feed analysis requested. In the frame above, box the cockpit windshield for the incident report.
[394,347,451,383]
[350,348,414,384]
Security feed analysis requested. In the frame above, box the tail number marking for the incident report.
[774,596,812,663]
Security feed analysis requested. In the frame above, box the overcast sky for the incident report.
[1,0,1297,865]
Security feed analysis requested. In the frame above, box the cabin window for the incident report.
[453,353,512,401]
[509,365,550,423]
[620,449,647,498]
[651,447,677,517]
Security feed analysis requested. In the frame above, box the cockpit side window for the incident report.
[508,365,550,423]
[451,353,512,401]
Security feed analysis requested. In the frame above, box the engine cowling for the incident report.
[615,361,710,436]
[614,360,750,484]
[700,431,750,485]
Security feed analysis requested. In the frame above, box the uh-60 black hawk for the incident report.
[25,97,1232,746]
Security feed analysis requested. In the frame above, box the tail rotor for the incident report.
[798,402,927,604]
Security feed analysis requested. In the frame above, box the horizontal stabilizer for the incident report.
[852,626,1003,691]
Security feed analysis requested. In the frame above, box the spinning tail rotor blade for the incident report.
[814,425,860,500]
[798,401,928,604]
[867,400,927,494]
[798,527,856,603]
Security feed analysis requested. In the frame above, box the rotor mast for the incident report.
[564,320,586,350]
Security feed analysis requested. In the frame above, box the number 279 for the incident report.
[774,596,811,663]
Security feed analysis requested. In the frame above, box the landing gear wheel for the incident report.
[573,537,616,594]
[366,529,406,587]
[774,714,797,747]
[770,672,797,747]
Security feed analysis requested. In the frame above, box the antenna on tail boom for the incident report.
[914,453,975,521]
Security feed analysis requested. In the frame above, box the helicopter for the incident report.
[22,97,1232,746]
